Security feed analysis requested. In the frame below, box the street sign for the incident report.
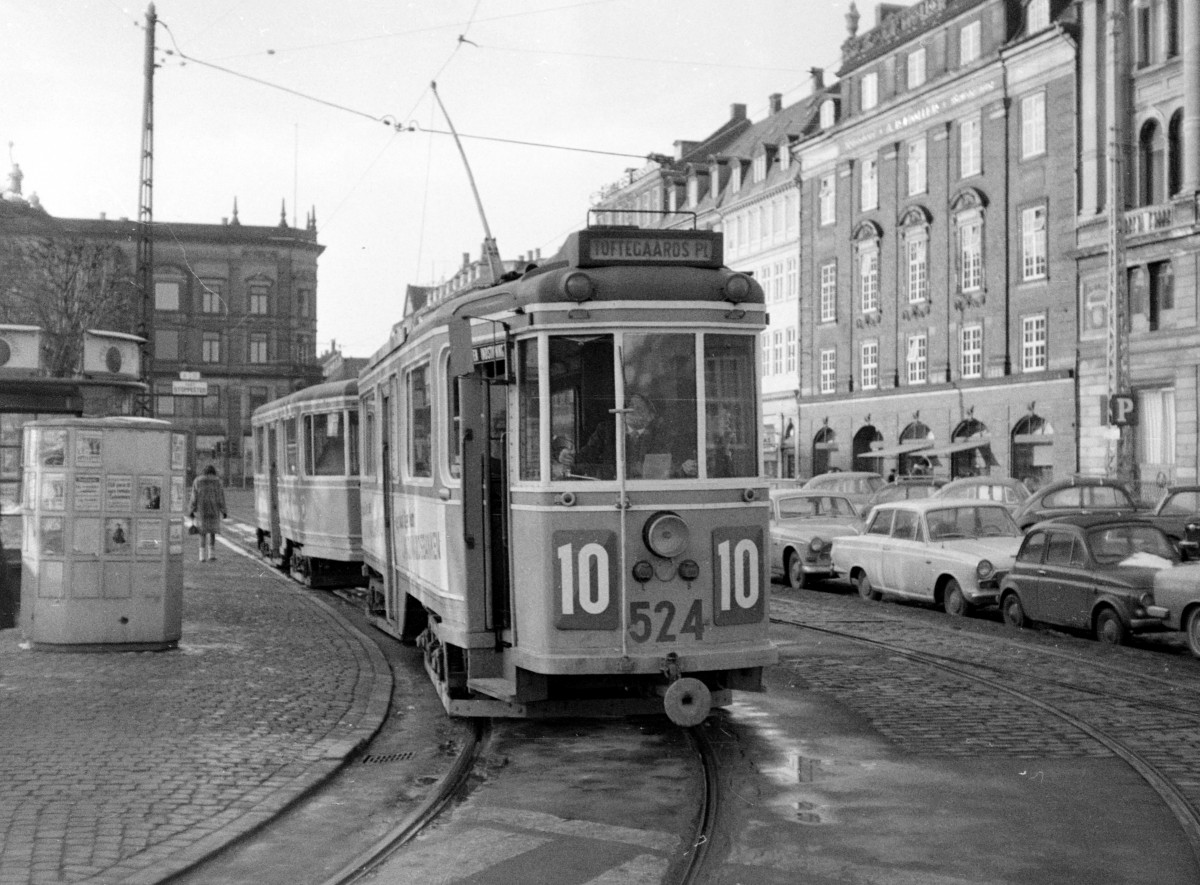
[172,380,208,396]
[1103,393,1137,426]
[179,371,201,381]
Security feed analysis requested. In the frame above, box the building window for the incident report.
[820,100,836,129]
[960,324,983,378]
[820,261,837,323]
[249,333,268,364]
[906,334,927,384]
[861,72,878,110]
[1149,259,1174,330]
[860,340,878,390]
[155,280,180,311]
[860,157,878,211]
[202,332,221,363]
[859,247,879,313]
[154,383,175,417]
[959,214,983,292]
[200,388,221,418]
[786,256,798,303]
[1021,92,1046,159]
[906,230,928,303]
[1022,314,1047,371]
[1138,119,1166,206]
[908,46,926,88]
[771,330,784,376]
[960,115,981,177]
[199,281,224,314]
[155,328,179,361]
[248,284,270,316]
[960,20,981,65]
[907,136,927,196]
[820,348,837,394]
[1021,205,1048,281]
[762,332,771,376]
[1027,0,1050,33]
[819,175,836,225]
[785,191,798,237]
[785,326,797,374]
[1138,387,1176,467]
[249,386,270,413]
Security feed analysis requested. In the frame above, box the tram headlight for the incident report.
[723,273,752,302]
[632,560,655,583]
[562,271,594,302]
[643,511,690,559]
[677,560,700,581]
[976,559,995,581]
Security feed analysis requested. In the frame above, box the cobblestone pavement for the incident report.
[0,501,391,885]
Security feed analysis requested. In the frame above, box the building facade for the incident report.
[794,0,1077,487]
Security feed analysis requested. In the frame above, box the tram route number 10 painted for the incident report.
[552,526,765,633]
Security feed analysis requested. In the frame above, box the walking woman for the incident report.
[189,465,227,562]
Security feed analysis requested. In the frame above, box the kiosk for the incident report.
[20,417,186,650]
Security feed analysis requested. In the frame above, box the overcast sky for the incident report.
[5,0,856,356]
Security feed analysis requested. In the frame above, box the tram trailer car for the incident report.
[251,379,366,588]
[358,226,777,726]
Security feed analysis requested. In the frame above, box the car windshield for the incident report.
[925,505,1021,540]
[1088,525,1179,566]
[777,495,856,519]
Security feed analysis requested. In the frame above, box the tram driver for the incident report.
[562,392,697,480]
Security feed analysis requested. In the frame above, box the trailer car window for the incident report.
[704,334,758,477]
[407,364,432,478]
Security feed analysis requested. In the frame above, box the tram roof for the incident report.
[252,378,357,419]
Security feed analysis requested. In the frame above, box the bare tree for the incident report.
[0,235,138,376]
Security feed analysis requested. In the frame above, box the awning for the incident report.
[919,437,993,458]
[856,440,934,460]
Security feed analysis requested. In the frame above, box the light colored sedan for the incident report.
[830,499,1025,615]
[1151,561,1200,657]
[769,489,862,590]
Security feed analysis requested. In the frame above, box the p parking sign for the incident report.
[1104,393,1137,427]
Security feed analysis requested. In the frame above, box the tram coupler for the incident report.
[659,653,711,727]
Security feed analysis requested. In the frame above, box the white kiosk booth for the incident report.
[20,417,186,650]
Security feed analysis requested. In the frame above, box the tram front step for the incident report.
[467,676,517,701]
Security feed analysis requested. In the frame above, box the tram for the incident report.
[250,378,365,587]
[357,224,777,725]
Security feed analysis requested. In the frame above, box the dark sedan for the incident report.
[1142,485,1200,548]
[1010,476,1139,532]
[998,515,1174,645]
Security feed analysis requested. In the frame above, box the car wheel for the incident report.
[786,552,807,591]
[942,579,969,617]
[1185,607,1200,659]
[1095,607,1128,646]
[1001,592,1027,629]
[856,571,880,602]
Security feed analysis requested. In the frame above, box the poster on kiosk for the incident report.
[20,417,186,650]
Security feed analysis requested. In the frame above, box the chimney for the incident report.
[810,67,825,90]
[731,103,747,121]
[462,252,470,268]
[769,93,783,115]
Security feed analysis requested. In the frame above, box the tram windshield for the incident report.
[519,332,758,481]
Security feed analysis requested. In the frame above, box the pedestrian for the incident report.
[886,469,896,483]
[189,465,227,562]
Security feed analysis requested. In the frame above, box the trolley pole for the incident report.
[134,3,157,417]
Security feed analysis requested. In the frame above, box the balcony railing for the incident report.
[1123,198,1196,236]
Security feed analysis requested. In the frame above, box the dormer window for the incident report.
[779,143,791,171]
[960,20,981,65]
[820,100,836,130]
[687,175,699,207]
[861,72,879,110]
[732,162,743,193]
[753,152,767,183]
[908,47,926,88]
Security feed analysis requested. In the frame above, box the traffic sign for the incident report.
[172,381,209,396]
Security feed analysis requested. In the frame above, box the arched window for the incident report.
[1138,119,1165,206]
[1011,414,1054,489]
[812,426,836,476]
[1168,110,1183,197]
[899,421,934,476]
[852,424,883,472]
[949,418,992,479]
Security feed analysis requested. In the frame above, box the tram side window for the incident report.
[518,339,540,480]
[446,370,461,479]
[361,398,376,478]
[285,418,298,475]
[306,412,347,476]
[408,364,432,478]
[348,410,359,476]
[254,426,266,474]
[704,334,758,478]
[548,335,615,480]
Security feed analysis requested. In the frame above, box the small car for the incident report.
[802,471,884,510]
[1150,561,1200,658]
[829,499,1025,615]
[860,476,948,523]
[1011,475,1140,532]
[1141,485,1200,548]
[931,476,1031,515]
[769,489,862,590]
[998,515,1174,645]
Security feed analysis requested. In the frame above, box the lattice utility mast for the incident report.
[1105,3,1133,484]
[134,3,157,417]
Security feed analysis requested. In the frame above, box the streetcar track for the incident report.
[675,725,719,885]
[320,719,490,885]
[773,611,1200,869]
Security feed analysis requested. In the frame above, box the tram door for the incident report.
[266,425,281,559]
[380,389,399,626]
[482,360,511,630]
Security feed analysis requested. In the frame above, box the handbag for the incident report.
[187,517,200,535]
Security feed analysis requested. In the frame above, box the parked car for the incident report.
[931,476,1031,515]
[769,489,862,590]
[829,499,1025,616]
[802,471,884,511]
[1010,475,1140,532]
[1151,561,1200,658]
[860,476,948,522]
[998,515,1174,645]
[1141,485,1200,549]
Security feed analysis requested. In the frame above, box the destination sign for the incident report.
[587,236,714,263]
